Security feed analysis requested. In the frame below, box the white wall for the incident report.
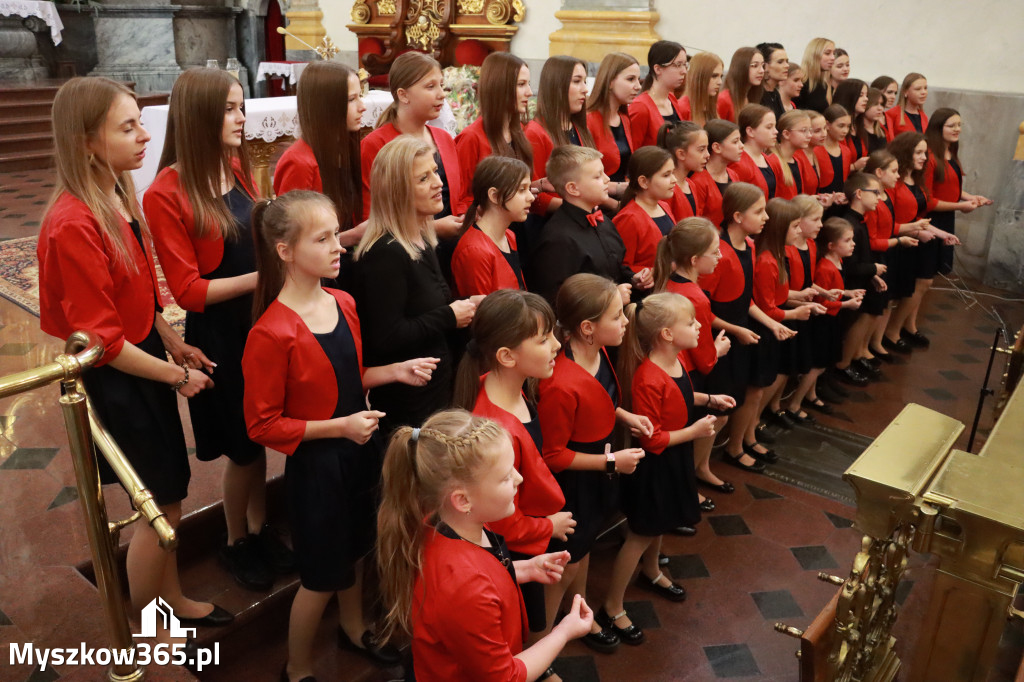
[320,0,1023,95]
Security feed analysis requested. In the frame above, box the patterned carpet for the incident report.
[0,235,186,333]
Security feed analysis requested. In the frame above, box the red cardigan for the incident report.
[666,181,702,221]
[716,89,737,122]
[730,150,784,199]
[666,275,718,376]
[413,527,528,682]
[785,241,817,290]
[814,258,844,315]
[699,233,756,307]
[866,195,897,252]
[38,192,161,366]
[794,149,820,195]
[689,167,739,227]
[472,382,565,556]
[752,250,788,322]
[677,95,694,121]
[812,144,853,194]
[273,138,322,195]
[613,199,675,273]
[537,349,619,473]
[450,226,523,297]
[924,152,960,208]
[587,109,635,179]
[360,123,465,220]
[628,91,686,148]
[242,289,364,455]
[632,359,691,454]
[143,165,257,313]
[884,106,928,141]
[524,120,587,215]
[891,180,925,223]
[454,118,490,210]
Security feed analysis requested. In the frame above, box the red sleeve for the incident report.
[438,572,529,682]
[628,96,655,149]
[612,205,646,274]
[451,234,497,298]
[677,96,692,121]
[273,146,319,196]
[434,129,467,215]
[923,155,940,211]
[753,255,786,321]
[143,180,211,312]
[632,372,670,454]
[46,218,129,363]
[813,262,842,315]
[455,125,485,211]
[716,90,735,122]
[865,209,891,252]
[360,131,388,221]
[525,122,557,215]
[242,322,306,455]
[487,432,555,556]
[538,381,578,473]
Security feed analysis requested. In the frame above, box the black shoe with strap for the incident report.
[338,628,402,666]
[219,535,273,591]
[596,607,645,645]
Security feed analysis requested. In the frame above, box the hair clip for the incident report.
[411,427,420,443]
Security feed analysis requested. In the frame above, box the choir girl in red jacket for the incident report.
[681,52,724,127]
[273,61,365,244]
[243,191,438,680]
[600,293,733,644]
[813,218,863,380]
[658,121,708,221]
[773,110,816,199]
[629,40,688,148]
[39,77,221,636]
[455,52,535,209]
[453,291,576,659]
[613,146,677,274]
[717,47,765,123]
[655,218,734,497]
[526,55,596,216]
[361,52,465,281]
[833,79,869,170]
[812,105,854,199]
[732,104,783,198]
[586,52,642,210]
[144,67,287,591]
[689,120,742,226]
[538,273,651,653]
[377,410,593,682]
[885,73,929,140]
[923,108,992,276]
[451,156,533,297]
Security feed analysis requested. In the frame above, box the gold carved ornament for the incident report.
[404,0,446,52]
[458,0,484,13]
[484,0,524,25]
[351,0,370,24]
[378,0,397,14]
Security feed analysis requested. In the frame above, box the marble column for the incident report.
[174,1,249,95]
[283,0,322,62]
[0,16,49,81]
[88,0,182,93]
[548,0,660,63]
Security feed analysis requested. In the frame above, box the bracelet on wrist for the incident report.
[171,363,189,393]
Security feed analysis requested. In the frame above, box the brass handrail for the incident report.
[2,330,175,681]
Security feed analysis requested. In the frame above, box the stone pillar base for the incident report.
[89,5,181,93]
[548,10,660,63]
[0,17,48,82]
[89,64,183,93]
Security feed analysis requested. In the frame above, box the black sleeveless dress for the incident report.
[706,235,754,405]
[620,371,700,536]
[185,186,263,464]
[287,303,381,591]
[83,220,191,505]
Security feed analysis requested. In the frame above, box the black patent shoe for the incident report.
[176,604,234,627]
[853,358,881,379]
[219,535,274,591]
[743,442,779,464]
[764,409,795,430]
[672,525,697,537]
[697,477,735,494]
[581,625,620,653]
[784,409,816,425]
[816,383,846,404]
[755,423,777,444]
[596,607,645,645]
[724,452,767,473]
[881,335,913,354]
[699,497,716,513]
[338,628,402,666]
[901,328,930,348]
[538,667,558,681]
[658,552,670,566]
[832,366,868,387]
[869,347,897,364]
[803,398,834,415]
[258,523,296,574]
[635,572,687,602]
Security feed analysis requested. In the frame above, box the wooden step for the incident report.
[0,132,52,156]
[0,100,54,119]
[0,116,50,136]
[0,150,53,172]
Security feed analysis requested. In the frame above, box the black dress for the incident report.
[796,82,831,113]
[620,371,700,536]
[653,212,675,237]
[928,159,961,276]
[185,187,263,465]
[609,123,632,184]
[287,303,380,591]
[780,248,814,376]
[433,149,459,289]
[547,347,619,563]
[706,237,754,405]
[511,412,546,633]
[84,220,191,505]
[352,238,456,435]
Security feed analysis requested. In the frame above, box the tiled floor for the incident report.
[1,167,1023,681]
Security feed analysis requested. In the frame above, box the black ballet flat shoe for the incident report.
[832,366,869,387]
[900,328,930,348]
[802,398,834,415]
[636,572,687,602]
[881,335,913,354]
[784,409,816,425]
[743,442,779,464]
[280,666,317,682]
[699,497,716,513]
[596,607,645,645]
[672,525,697,537]
[869,347,897,363]
[724,452,767,473]
[176,604,234,627]
[853,358,881,379]
[816,383,846,404]
[539,667,558,681]
[697,478,735,494]
[338,628,402,667]
[764,409,795,430]
[754,423,777,444]
[581,625,620,653]
[658,552,671,566]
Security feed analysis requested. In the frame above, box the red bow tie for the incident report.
[585,209,604,227]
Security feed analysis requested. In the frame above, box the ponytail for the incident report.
[462,156,531,233]
[653,217,718,291]
[376,52,441,128]
[617,293,695,410]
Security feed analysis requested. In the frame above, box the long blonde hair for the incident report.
[685,52,723,127]
[653,217,718,292]
[618,293,695,409]
[354,136,436,261]
[48,77,146,272]
[157,67,259,240]
[377,410,509,641]
[800,38,835,97]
